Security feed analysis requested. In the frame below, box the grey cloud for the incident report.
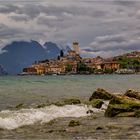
[89,32,140,53]
[94,35,126,43]
[0,4,19,14]
[6,3,108,21]
[9,15,29,22]
[113,0,136,6]
[0,25,24,38]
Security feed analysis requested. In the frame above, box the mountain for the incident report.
[58,44,71,55]
[0,40,62,74]
[44,42,61,58]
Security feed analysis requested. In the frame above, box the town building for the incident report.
[102,60,120,70]
[23,67,37,75]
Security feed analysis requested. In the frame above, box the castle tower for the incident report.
[72,42,80,54]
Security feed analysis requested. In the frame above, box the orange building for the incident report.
[103,61,120,70]
[23,67,37,75]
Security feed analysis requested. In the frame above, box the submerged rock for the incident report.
[68,120,80,127]
[89,88,114,101]
[105,96,140,117]
[36,104,47,108]
[124,89,140,100]
[15,103,25,109]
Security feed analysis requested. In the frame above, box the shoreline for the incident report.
[1,72,140,76]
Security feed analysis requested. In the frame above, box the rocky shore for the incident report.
[0,88,140,139]
[90,88,140,117]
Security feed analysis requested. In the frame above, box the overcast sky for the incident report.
[0,0,139,57]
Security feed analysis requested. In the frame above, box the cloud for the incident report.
[113,0,136,7]
[0,4,19,14]
[81,30,140,57]
[90,31,140,51]
[9,14,29,22]
[0,0,139,57]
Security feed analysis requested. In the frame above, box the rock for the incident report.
[89,88,114,101]
[36,104,46,108]
[53,101,65,106]
[68,120,80,127]
[105,96,140,117]
[96,126,103,130]
[47,119,56,125]
[124,89,140,100]
[47,130,54,133]
[88,99,104,109]
[86,110,94,114]
[64,98,81,105]
[15,103,25,109]
[54,98,81,106]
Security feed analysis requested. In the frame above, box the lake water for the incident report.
[0,74,140,109]
[0,75,140,139]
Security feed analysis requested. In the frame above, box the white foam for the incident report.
[101,101,110,110]
[0,104,100,130]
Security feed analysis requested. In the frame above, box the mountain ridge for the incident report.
[0,40,67,74]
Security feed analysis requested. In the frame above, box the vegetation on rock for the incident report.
[87,99,104,109]
[63,98,81,105]
[89,88,113,101]
[105,96,140,117]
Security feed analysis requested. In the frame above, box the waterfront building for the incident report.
[23,67,37,75]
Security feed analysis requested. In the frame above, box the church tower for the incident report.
[72,42,80,54]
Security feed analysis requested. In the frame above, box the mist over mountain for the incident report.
[0,40,66,74]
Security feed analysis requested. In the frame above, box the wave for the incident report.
[0,104,104,130]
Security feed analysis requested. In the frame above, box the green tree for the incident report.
[77,62,87,72]
[103,68,114,74]
[66,64,73,72]
[119,57,140,70]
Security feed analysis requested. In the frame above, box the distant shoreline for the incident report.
[17,73,140,76]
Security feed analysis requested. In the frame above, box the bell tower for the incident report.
[72,42,80,54]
